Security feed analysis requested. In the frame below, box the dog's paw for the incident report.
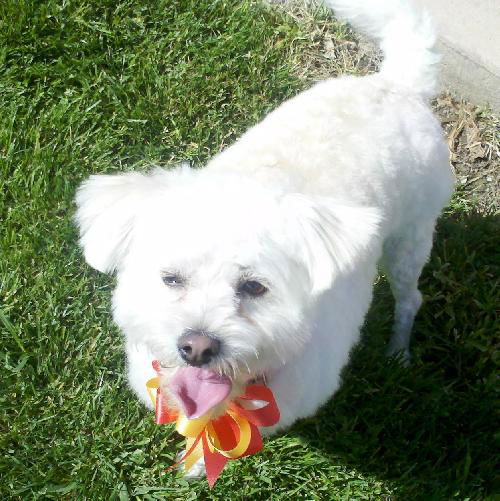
[386,344,411,367]
[177,452,206,480]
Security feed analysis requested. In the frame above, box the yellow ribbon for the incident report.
[146,376,160,405]
[146,375,253,473]
[207,412,252,458]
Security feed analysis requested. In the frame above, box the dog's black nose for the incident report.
[177,330,221,366]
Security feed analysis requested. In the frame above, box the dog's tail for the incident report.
[324,0,439,98]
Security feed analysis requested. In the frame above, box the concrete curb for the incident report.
[416,0,500,112]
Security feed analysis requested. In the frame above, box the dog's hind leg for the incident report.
[381,219,436,362]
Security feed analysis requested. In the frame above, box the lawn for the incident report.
[1,0,498,499]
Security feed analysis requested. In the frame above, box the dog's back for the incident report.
[209,0,454,240]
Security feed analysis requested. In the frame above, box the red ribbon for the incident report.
[147,361,280,487]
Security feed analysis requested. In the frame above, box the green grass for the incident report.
[1,0,498,499]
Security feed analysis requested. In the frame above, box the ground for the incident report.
[0,0,498,499]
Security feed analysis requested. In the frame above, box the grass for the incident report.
[1,0,498,499]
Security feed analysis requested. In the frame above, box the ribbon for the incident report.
[146,361,280,487]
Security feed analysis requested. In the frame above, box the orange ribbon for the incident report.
[146,361,280,487]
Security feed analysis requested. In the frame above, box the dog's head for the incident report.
[75,166,380,383]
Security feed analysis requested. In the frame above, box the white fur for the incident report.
[75,0,453,446]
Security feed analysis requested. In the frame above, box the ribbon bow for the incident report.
[146,361,280,487]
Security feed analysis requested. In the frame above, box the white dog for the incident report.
[75,0,453,447]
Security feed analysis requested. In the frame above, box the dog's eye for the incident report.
[238,280,268,297]
[161,273,184,287]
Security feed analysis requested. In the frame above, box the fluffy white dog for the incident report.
[75,0,453,446]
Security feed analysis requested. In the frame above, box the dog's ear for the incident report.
[75,169,170,273]
[282,194,382,294]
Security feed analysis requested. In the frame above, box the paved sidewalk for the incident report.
[416,0,500,112]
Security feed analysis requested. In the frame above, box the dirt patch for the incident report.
[435,95,499,213]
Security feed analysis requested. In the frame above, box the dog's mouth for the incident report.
[159,360,266,385]
[169,366,233,419]
[158,362,269,419]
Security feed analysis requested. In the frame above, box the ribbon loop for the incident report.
[148,362,280,487]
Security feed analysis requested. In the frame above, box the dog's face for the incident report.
[75,166,379,383]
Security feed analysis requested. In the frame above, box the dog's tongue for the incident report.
[169,367,232,419]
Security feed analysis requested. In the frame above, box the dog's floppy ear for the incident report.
[282,194,382,294]
[74,169,168,273]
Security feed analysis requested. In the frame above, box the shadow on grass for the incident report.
[292,212,499,499]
